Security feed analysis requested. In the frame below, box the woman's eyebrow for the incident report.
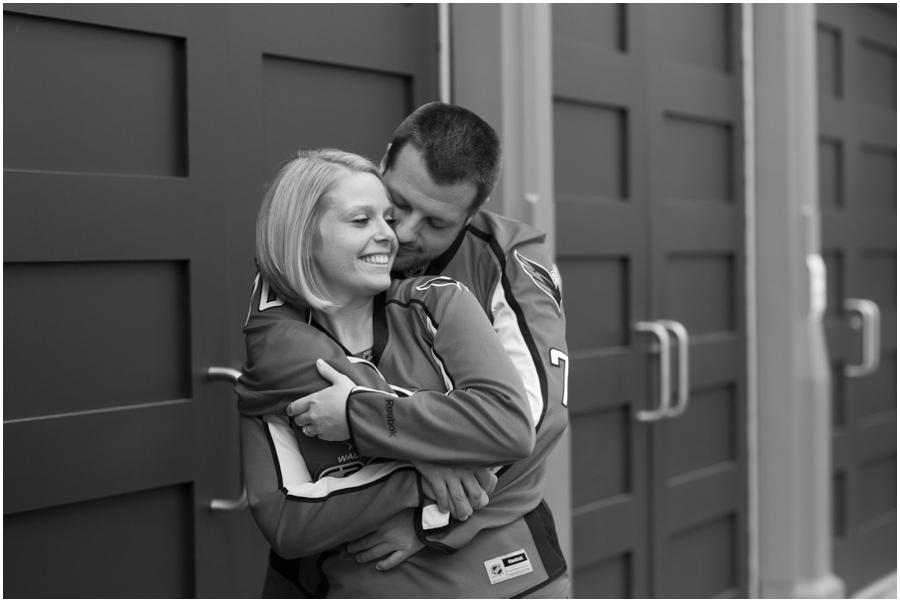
[340,202,390,215]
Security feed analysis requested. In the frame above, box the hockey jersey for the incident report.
[394,210,570,558]
[240,210,570,597]
[238,271,535,471]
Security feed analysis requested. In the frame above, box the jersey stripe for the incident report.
[490,281,543,427]
[415,506,458,555]
[262,415,286,491]
[495,255,549,431]
[421,504,452,531]
[386,297,457,391]
[263,417,418,502]
[424,312,454,391]
[264,415,312,488]
[469,224,549,431]
[245,273,260,327]
[385,297,440,325]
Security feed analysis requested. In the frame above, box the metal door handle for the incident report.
[636,322,672,421]
[208,366,242,383]
[207,366,249,513]
[843,299,881,378]
[658,320,690,418]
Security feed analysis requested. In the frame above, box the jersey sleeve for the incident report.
[237,278,453,557]
[345,282,535,465]
[241,412,453,558]
[237,315,394,418]
[489,240,568,433]
[418,239,570,554]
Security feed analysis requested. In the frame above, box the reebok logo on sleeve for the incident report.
[384,398,398,437]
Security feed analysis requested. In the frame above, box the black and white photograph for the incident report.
[3,3,896,599]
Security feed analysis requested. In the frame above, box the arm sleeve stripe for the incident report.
[386,297,456,391]
[424,313,455,391]
[351,385,397,396]
[260,416,285,491]
[282,465,420,503]
[471,227,549,431]
[385,297,439,325]
[421,504,452,530]
[263,417,420,503]
[264,415,312,489]
[490,281,544,428]
[245,273,260,328]
[496,260,549,430]
[415,506,458,555]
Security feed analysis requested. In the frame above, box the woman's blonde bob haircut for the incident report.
[256,148,384,313]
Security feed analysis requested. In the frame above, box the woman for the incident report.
[236,150,563,598]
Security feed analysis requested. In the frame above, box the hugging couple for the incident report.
[237,101,570,599]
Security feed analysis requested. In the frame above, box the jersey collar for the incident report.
[307,291,388,365]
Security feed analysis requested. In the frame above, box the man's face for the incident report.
[381,144,478,272]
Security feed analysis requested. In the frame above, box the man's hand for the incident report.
[413,461,497,521]
[287,359,354,441]
[346,508,424,571]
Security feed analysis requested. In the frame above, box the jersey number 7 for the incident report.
[550,349,569,407]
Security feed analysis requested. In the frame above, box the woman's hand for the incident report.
[287,359,354,441]
[412,461,497,521]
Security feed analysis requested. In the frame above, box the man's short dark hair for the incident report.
[384,102,502,212]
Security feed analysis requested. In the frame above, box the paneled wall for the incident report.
[3,5,437,597]
[817,4,897,595]
[552,4,747,597]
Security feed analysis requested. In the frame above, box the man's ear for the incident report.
[463,195,486,227]
[379,143,391,174]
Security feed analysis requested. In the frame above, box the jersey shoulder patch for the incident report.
[515,250,562,313]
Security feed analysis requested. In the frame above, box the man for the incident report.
[250,102,570,598]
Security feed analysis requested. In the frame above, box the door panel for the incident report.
[554,4,747,597]
[4,4,438,597]
[3,12,188,176]
[3,6,258,597]
[817,4,897,595]
[554,4,652,597]
[648,5,747,598]
[4,261,190,420]
[4,486,194,598]
[261,58,409,168]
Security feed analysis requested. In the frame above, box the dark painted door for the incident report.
[553,4,748,597]
[4,4,437,597]
[817,4,897,595]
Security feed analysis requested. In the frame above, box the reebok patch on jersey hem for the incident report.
[483,549,533,585]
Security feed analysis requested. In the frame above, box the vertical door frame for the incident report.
[753,3,845,598]
[438,3,451,104]
[741,4,761,598]
[450,1,573,576]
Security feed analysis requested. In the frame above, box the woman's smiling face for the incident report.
[315,171,398,306]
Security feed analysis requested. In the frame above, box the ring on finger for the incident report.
[302,424,313,437]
